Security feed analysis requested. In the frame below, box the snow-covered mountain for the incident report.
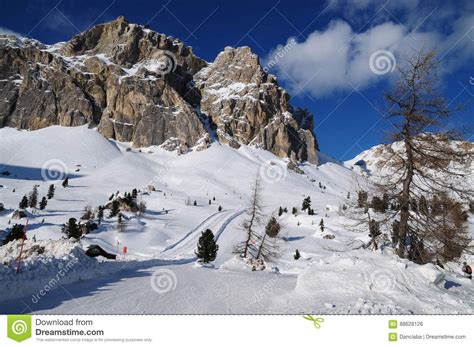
[1,126,473,314]
[0,16,317,163]
[344,139,474,188]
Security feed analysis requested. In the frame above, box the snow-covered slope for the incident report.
[0,126,472,314]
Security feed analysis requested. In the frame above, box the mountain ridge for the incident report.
[0,16,319,164]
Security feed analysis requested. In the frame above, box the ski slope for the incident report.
[0,126,473,314]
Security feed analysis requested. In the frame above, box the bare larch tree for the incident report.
[378,50,473,262]
[234,175,264,258]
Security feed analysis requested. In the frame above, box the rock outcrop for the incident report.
[0,16,319,163]
[194,46,318,163]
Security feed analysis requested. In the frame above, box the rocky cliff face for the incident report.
[0,16,319,163]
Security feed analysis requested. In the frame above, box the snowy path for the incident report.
[1,264,297,314]
[159,209,245,260]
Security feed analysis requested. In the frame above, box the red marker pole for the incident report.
[16,219,29,274]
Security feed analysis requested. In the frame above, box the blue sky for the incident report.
[0,0,472,160]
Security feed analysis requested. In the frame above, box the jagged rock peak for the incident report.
[194,45,318,163]
[0,18,319,164]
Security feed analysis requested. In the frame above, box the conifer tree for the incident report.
[62,218,81,239]
[278,206,283,216]
[109,200,120,218]
[195,229,219,263]
[39,197,48,210]
[28,185,38,208]
[234,176,263,258]
[319,218,325,232]
[19,195,28,209]
[62,176,69,188]
[256,217,281,260]
[302,196,311,211]
[97,206,104,224]
[47,184,55,199]
[117,213,126,233]
[379,50,473,259]
[3,224,25,245]
[294,249,301,260]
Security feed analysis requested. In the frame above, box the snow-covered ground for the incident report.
[0,126,472,314]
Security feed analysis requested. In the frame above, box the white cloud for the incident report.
[266,0,473,98]
[0,27,22,37]
[266,20,438,97]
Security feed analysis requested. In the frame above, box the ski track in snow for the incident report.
[160,209,245,261]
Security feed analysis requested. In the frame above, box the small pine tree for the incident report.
[19,195,29,209]
[218,205,222,212]
[195,229,218,263]
[319,218,325,232]
[3,224,25,245]
[209,199,212,205]
[62,176,69,188]
[81,205,94,220]
[28,185,38,208]
[294,249,301,260]
[283,207,288,213]
[47,184,55,199]
[367,219,382,250]
[131,188,138,199]
[213,197,216,201]
[109,193,114,201]
[370,196,387,213]
[357,190,368,208]
[308,208,314,215]
[39,197,48,210]
[278,206,283,216]
[193,200,197,206]
[255,217,281,260]
[302,196,311,211]
[62,218,81,239]
[97,206,104,224]
[292,207,298,215]
[347,192,351,199]
[117,213,125,233]
[109,200,120,218]
[137,200,147,215]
